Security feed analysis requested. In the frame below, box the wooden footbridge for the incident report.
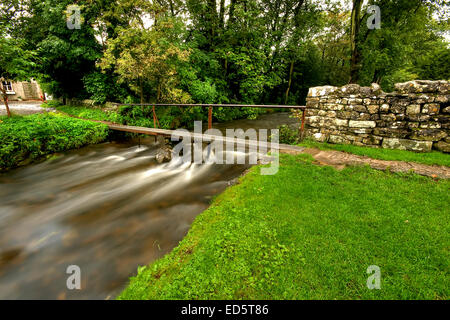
[106,103,307,152]
[69,103,308,153]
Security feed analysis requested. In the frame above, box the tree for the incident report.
[0,31,35,117]
[349,0,363,83]
[18,0,102,101]
[100,17,190,103]
[348,0,449,88]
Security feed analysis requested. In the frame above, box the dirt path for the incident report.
[283,147,450,179]
[0,101,54,116]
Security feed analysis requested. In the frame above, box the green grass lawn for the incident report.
[56,105,123,123]
[298,139,450,167]
[119,154,449,300]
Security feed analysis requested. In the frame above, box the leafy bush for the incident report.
[0,113,109,171]
[42,100,63,108]
[83,71,127,104]
[276,124,300,144]
[57,105,123,123]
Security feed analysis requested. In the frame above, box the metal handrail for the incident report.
[111,103,307,136]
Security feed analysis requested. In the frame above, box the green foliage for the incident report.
[57,105,123,123]
[0,113,109,171]
[355,0,450,90]
[277,124,300,145]
[0,27,36,93]
[6,0,449,118]
[100,16,191,103]
[188,79,218,104]
[118,154,450,299]
[19,0,102,99]
[82,72,127,104]
[42,100,63,108]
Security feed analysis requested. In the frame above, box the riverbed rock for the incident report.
[156,146,172,163]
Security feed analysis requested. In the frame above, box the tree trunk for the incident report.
[349,0,363,84]
[139,77,144,105]
[1,86,11,117]
[207,0,217,51]
[156,83,161,103]
[219,0,225,30]
[285,61,294,104]
[228,0,236,26]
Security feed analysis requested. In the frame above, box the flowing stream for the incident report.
[0,112,296,299]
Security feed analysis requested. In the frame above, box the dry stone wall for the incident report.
[305,80,450,153]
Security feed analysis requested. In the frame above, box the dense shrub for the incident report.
[42,100,63,108]
[0,113,109,171]
[276,124,300,145]
[58,105,123,123]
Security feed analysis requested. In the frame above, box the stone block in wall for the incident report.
[334,119,349,127]
[329,135,349,144]
[348,120,376,128]
[348,128,373,135]
[305,116,321,127]
[443,106,450,113]
[358,113,372,120]
[434,141,450,153]
[435,95,449,103]
[380,114,396,122]
[324,103,344,111]
[306,100,319,108]
[367,105,379,114]
[382,138,433,152]
[371,83,383,95]
[312,132,327,142]
[408,122,420,129]
[394,80,449,94]
[336,111,351,119]
[414,94,435,104]
[407,114,430,122]
[419,122,442,129]
[390,104,407,114]
[340,84,361,95]
[318,110,336,117]
[362,136,383,146]
[390,121,408,129]
[306,108,320,116]
[409,129,447,141]
[308,86,338,97]
[422,104,440,115]
[347,98,364,104]
[380,104,390,113]
[345,104,367,112]
[373,128,409,138]
[406,105,420,115]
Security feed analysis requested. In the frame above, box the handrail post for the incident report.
[208,106,212,129]
[300,108,306,140]
[153,105,157,128]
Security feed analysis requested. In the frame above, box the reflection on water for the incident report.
[0,139,251,299]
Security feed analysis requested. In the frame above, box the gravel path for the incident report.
[0,101,55,116]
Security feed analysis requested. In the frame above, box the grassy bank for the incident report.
[298,139,450,167]
[0,113,109,171]
[119,154,449,300]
